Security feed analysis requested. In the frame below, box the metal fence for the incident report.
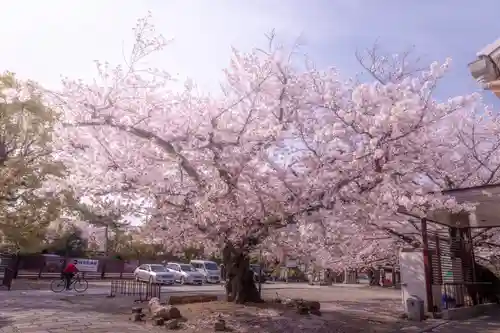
[2,254,158,280]
[441,282,493,309]
[109,279,162,302]
[424,222,494,313]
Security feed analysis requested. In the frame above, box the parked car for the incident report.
[166,262,204,285]
[250,264,267,283]
[133,264,175,285]
[190,260,221,284]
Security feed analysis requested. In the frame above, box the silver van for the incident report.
[190,260,220,284]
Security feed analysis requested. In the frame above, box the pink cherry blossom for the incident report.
[18,14,497,268]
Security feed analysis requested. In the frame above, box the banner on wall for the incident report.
[72,258,99,272]
[286,258,297,268]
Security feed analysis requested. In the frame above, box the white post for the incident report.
[399,248,431,312]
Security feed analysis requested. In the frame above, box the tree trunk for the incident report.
[223,243,262,303]
[367,267,380,286]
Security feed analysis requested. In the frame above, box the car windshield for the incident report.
[150,265,167,272]
[180,264,196,272]
[204,262,219,270]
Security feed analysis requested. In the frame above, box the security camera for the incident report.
[468,38,500,86]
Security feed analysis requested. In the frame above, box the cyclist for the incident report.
[62,260,79,290]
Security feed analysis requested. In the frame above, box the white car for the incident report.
[133,264,175,285]
[190,260,221,284]
[166,262,204,285]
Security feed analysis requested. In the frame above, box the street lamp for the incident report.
[469,38,500,97]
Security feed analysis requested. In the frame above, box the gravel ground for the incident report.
[64,287,430,332]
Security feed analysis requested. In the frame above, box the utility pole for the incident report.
[258,249,263,295]
[104,225,109,257]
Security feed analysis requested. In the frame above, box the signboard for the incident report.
[73,258,99,272]
[286,259,297,268]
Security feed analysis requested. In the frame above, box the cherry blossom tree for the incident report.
[348,44,500,266]
[47,14,486,301]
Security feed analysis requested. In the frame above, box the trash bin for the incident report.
[406,296,425,321]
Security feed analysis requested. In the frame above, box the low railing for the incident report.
[442,282,494,309]
[109,280,162,302]
[1,254,152,280]
[14,271,136,280]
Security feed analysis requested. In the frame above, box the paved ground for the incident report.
[426,314,500,332]
[0,283,497,332]
[6,281,325,296]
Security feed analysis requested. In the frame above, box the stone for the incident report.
[130,313,143,322]
[214,319,226,331]
[290,299,321,315]
[296,305,309,315]
[149,297,179,320]
[167,306,181,319]
[305,301,321,311]
[310,308,322,316]
[131,307,143,314]
[148,297,161,312]
[168,294,218,305]
[148,297,182,322]
[165,318,181,330]
[152,317,164,326]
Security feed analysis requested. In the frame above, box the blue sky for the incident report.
[1,1,499,106]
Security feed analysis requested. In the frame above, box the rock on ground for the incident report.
[148,297,182,321]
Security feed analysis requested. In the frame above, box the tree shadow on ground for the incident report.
[4,296,500,333]
[1,294,138,315]
[329,297,404,318]
[227,302,405,333]
[0,295,150,331]
[9,279,51,290]
[0,296,418,332]
[422,312,500,333]
[0,315,14,329]
[174,300,420,333]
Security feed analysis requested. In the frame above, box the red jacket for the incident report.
[63,263,78,273]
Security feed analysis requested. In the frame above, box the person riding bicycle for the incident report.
[62,260,79,290]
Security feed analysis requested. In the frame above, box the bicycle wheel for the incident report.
[50,279,66,293]
[73,278,88,293]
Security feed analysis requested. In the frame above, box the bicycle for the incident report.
[50,273,89,293]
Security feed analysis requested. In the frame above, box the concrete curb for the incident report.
[399,320,449,333]
[329,284,371,288]
[442,303,500,320]
[418,321,450,332]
